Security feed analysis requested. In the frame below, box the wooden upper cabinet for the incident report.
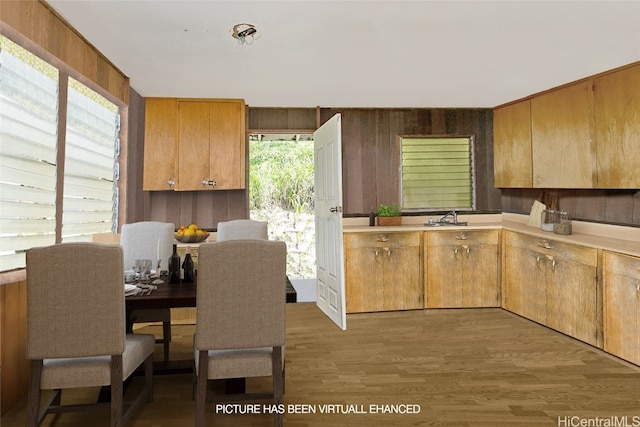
[144,98,246,191]
[493,61,640,189]
[177,99,245,191]
[593,64,640,188]
[493,100,532,188]
[143,99,178,190]
[531,81,594,188]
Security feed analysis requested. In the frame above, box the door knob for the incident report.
[329,206,342,213]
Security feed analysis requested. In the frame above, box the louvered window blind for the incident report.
[0,36,119,271]
[62,78,119,242]
[401,137,475,211]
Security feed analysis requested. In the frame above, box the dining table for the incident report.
[124,272,297,393]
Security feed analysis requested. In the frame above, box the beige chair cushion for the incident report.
[193,336,285,379]
[41,334,155,389]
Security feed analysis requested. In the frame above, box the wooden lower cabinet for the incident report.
[502,231,599,346]
[603,251,640,365]
[344,231,422,313]
[425,230,500,308]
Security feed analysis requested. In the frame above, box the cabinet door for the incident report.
[426,230,499,308]
[503,246,547,323]
[603,252,640,365]
[531,81,593,188]
[425,241,463,308]
[344,243,385,313]
[345,232,422,313]
[545,243,598,346]
[143,98,178,190]
[383,244,422,310]
[464,242,500,307]
[493,100,532,188]
[177,99,246,191]
[177,101,210,190]
[593,64,640,188]
[208,100,245,190]
[502,231,547,323]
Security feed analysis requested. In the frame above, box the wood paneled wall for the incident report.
[317,107,500,215]
[0,280,28,416]
[502,189,640,226]
[0,0,129,104]
[140,107,501,228]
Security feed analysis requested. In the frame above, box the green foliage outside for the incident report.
[249,140,315,213]
[249,139,316,279]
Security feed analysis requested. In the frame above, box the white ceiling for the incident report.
[47,0,640,108]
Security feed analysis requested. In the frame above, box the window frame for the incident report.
[0,34,126,273]
[398,134,477,213]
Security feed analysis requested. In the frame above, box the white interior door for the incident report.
[314,114,346,330]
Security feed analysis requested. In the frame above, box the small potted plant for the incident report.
[377,203,402,226]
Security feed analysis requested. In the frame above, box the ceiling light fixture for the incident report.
[231,23,259,45]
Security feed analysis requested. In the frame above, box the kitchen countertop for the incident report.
[343,213,640,257]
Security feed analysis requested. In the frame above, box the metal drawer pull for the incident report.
[201,179,217,187]
[538,240,553,249]
[545,255,556,271]
[377,235,389,242]
[455,233,468,240]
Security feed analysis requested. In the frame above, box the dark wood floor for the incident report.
[4,304,640,426]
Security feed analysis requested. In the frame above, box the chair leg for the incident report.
[26,360,43,427]
[145,354,154,403]
[195,350,209,427]
[272,347,284,427]
[162,321,171,361]
[111,355,124,427]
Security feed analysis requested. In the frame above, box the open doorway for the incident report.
[249,134,316,302]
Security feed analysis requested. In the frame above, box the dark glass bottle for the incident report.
[182,253,195,282]
[168,244,181,283]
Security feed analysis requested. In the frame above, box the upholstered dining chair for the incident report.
[216,219,268,241]
[194,239,287,427]
[121,221,174,360]
[26,243,155,427]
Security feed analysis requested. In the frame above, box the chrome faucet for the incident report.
[439,210,458,224]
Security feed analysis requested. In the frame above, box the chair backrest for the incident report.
[121,221,174,270]
[195,240,287,350]
[216,219,268,241]
[26,243,125,360]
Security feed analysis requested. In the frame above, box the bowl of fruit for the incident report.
[175,223,210,243]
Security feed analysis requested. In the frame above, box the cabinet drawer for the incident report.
[604,251,640,278]
[504,231,597,266]
[426,230,499,246]
[345,232,421,249]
